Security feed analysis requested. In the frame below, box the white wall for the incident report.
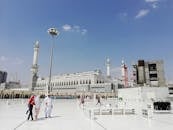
[118,87,169,114]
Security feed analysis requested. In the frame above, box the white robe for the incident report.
[35,96,41,109]
[44,96,53,117]
[34,95,41,119]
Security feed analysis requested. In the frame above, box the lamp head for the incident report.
[48,28,59,36]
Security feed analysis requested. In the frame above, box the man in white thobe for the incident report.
[44,95,53,118]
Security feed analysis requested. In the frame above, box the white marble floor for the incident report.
[0,99,173,130]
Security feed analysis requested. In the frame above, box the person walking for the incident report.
[34,95,41,120]
[80,95,85,107]
[44,95,53,118]
[27,95,35,120]
[96,95,101,105]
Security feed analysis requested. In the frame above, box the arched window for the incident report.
[89,80,91,84]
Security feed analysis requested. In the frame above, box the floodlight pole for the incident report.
[47,28,59,95]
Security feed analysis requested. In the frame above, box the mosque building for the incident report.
[30,41,116,94]
[35,69,116,94]
[30,41,166,95]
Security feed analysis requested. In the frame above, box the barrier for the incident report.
[83,106,135,119]
[142,104,153,118]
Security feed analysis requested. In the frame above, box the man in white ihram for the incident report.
[44,95,53,118]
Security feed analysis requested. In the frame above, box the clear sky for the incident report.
[0,0,173,84]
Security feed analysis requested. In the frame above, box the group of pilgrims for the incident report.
[26,94,53,121]
[26,94,101,121]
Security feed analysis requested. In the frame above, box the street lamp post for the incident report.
[47,28,59,95]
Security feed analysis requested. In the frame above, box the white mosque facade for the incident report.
[35,70,116,94]
[30,41,117,94]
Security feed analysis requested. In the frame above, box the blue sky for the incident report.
[0,0,173,84]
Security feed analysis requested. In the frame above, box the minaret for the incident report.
[121,59,125,79]
[121,59,128,87]
[106,58,111,78]
[31,41,39,91]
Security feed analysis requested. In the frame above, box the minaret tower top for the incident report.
[34,41,39,48]
[106,58,111,77]
[32,41,39,67]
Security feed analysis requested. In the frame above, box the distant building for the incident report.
[35,70,117,94]
[132,60,165,87]
[0,81,21,90]
[0,71,7,84]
